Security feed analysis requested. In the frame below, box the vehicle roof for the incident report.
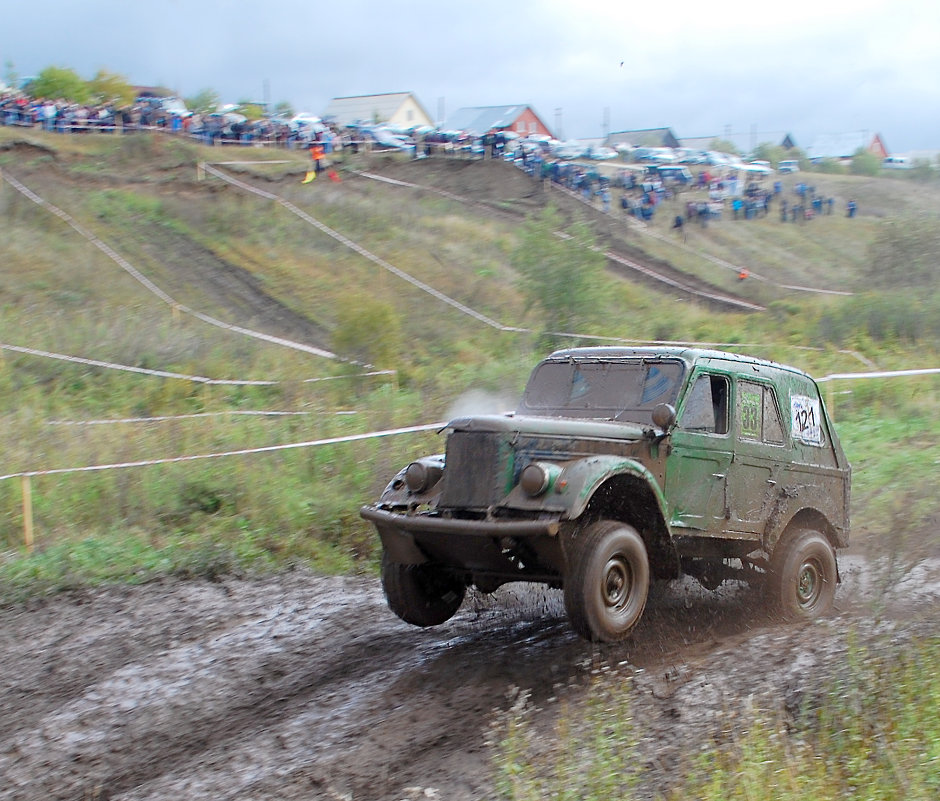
[544,346,813,380]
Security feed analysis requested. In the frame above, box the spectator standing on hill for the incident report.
[311,141,325,176]
[672,214,686,241]
[847,199,857,218]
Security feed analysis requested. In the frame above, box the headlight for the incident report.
[520,462,562,497]
[405,461,442,493]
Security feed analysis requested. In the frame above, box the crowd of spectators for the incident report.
[0,90,338,148]
[2,87,858,230]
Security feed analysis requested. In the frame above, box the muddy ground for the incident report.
[1,552,937,801]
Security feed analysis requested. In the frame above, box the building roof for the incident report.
[322,92,429,126]
[607,128,680,149]
[444,105,534,134]
[806,131,883,160]
[679,131,794,156]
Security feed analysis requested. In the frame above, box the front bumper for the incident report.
[360,506,560,538]
[360,505,565,578]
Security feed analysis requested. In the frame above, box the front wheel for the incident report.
[564,520,650,642]
[381,552,466,627]
[768,530,837,620]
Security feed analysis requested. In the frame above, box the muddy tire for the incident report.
[564,520,650,642]
[381,552,466,627]
[768,530,837,620]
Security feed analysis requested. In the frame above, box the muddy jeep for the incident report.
[360,347,851,642]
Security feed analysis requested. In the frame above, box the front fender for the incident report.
[555,455,668,520]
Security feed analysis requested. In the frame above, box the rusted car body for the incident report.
[361,347,851,642]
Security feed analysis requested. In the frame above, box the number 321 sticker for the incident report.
[791,395,823,445]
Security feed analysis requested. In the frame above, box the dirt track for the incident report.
[2,554,937,801]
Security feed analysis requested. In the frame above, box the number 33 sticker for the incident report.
[791,395,822,445]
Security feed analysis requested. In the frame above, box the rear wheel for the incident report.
[564,520,650,642]
[768,530,837,620]
[381,551,466,627]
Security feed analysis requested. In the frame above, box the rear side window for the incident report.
[737,381,785,444]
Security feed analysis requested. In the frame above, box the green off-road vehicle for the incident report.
[360,347,850,642]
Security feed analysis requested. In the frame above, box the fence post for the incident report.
[21,475,34,553]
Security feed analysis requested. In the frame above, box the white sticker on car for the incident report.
[791,395,822,445]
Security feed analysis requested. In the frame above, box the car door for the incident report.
[665,371,732,532]
[724,379,788,534]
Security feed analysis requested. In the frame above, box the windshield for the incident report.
[517,358,685,423]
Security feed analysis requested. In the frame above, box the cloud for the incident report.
[4,0,940,151]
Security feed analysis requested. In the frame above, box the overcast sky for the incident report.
[3,0,939,153]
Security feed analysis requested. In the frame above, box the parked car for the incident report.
[361,347,851,642]
[882,155,912,170]
[650,165,694,184]
[365,126,415,153]
[778,159,801,174]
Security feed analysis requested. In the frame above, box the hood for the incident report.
[446,413,653,442]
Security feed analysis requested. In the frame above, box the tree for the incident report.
[185,88,220,115]
[30,66,90,103]
[511,205,605,345]
[87,69,135,106]
[850,148,881,176]
[812,158,846,174]
[752,142,787,166]
[709,138,739,156]
[752,143,808,169]
[235,100,265,121]
[273,100,294,119]
[3,60,18,90]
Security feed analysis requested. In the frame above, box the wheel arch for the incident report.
[577,471,680,580]
[771,506,840,552]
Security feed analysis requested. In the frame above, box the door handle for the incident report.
[711,473,725,479]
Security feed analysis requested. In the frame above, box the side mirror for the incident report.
[651,403,677,431]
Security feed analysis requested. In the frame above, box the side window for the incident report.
[680,374,729,434]
[737,381,785,444]
[763,387,785,444]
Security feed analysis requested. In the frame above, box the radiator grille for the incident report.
[439,431,510,509]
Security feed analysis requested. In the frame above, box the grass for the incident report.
[492,635,940,801]
[673,635,940,801]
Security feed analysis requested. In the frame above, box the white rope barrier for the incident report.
[817,367,940,382]
[0,342,395,387]
[1,171,341,361]
[47,410,358,426]
[0,422,446,482]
